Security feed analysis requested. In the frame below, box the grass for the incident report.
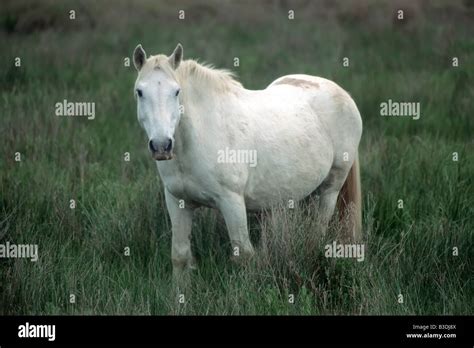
[0,0,473,315]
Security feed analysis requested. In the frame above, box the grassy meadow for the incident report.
[0,0,473,315]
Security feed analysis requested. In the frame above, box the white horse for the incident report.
[133,44,362,278]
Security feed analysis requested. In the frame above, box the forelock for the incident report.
[140,54,177,80]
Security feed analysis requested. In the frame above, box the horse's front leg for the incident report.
[217,192,255,261]
[164,189,196,283]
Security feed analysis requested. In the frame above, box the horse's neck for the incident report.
[175,79,242,155]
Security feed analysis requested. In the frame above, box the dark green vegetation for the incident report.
[1,0,472,314]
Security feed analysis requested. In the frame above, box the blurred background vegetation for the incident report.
[0,0,472,315]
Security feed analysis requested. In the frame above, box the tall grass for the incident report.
[0,0,473,314]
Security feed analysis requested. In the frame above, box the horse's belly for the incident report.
[244,181,319,211]
[244,147,333,210]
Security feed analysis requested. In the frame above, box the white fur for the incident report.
[133,45,363,278]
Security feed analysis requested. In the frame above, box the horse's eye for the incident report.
[175,89,180,97]
[136,89,143,97]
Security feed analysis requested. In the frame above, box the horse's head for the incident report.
[133,44,183,161]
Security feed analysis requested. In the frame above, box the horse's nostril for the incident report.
[165,139,173,153]
[149,139,172,153]
[148,139,157,153]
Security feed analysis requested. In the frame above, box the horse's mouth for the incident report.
[152,152,174,161]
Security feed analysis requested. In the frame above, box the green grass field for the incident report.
[1,0,473,315]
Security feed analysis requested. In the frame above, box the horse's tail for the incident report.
[336,151,362,241]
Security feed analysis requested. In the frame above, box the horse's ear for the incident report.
[169,43,183,69]
[133,44,147,71]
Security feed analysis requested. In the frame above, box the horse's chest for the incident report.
[159,167,216,208]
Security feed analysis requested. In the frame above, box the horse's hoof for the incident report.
[230,248,255,264]
[188,258,198,270]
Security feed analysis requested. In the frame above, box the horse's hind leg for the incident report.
[217,192,255,261]
[315,166,347,236]
[317,191,339,235]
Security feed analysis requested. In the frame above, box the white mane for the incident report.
[149,55,243,92]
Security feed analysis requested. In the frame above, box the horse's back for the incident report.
[267,74,362,167]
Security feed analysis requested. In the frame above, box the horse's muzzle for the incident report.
[149,138,174,161]
[152,152,174,161]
